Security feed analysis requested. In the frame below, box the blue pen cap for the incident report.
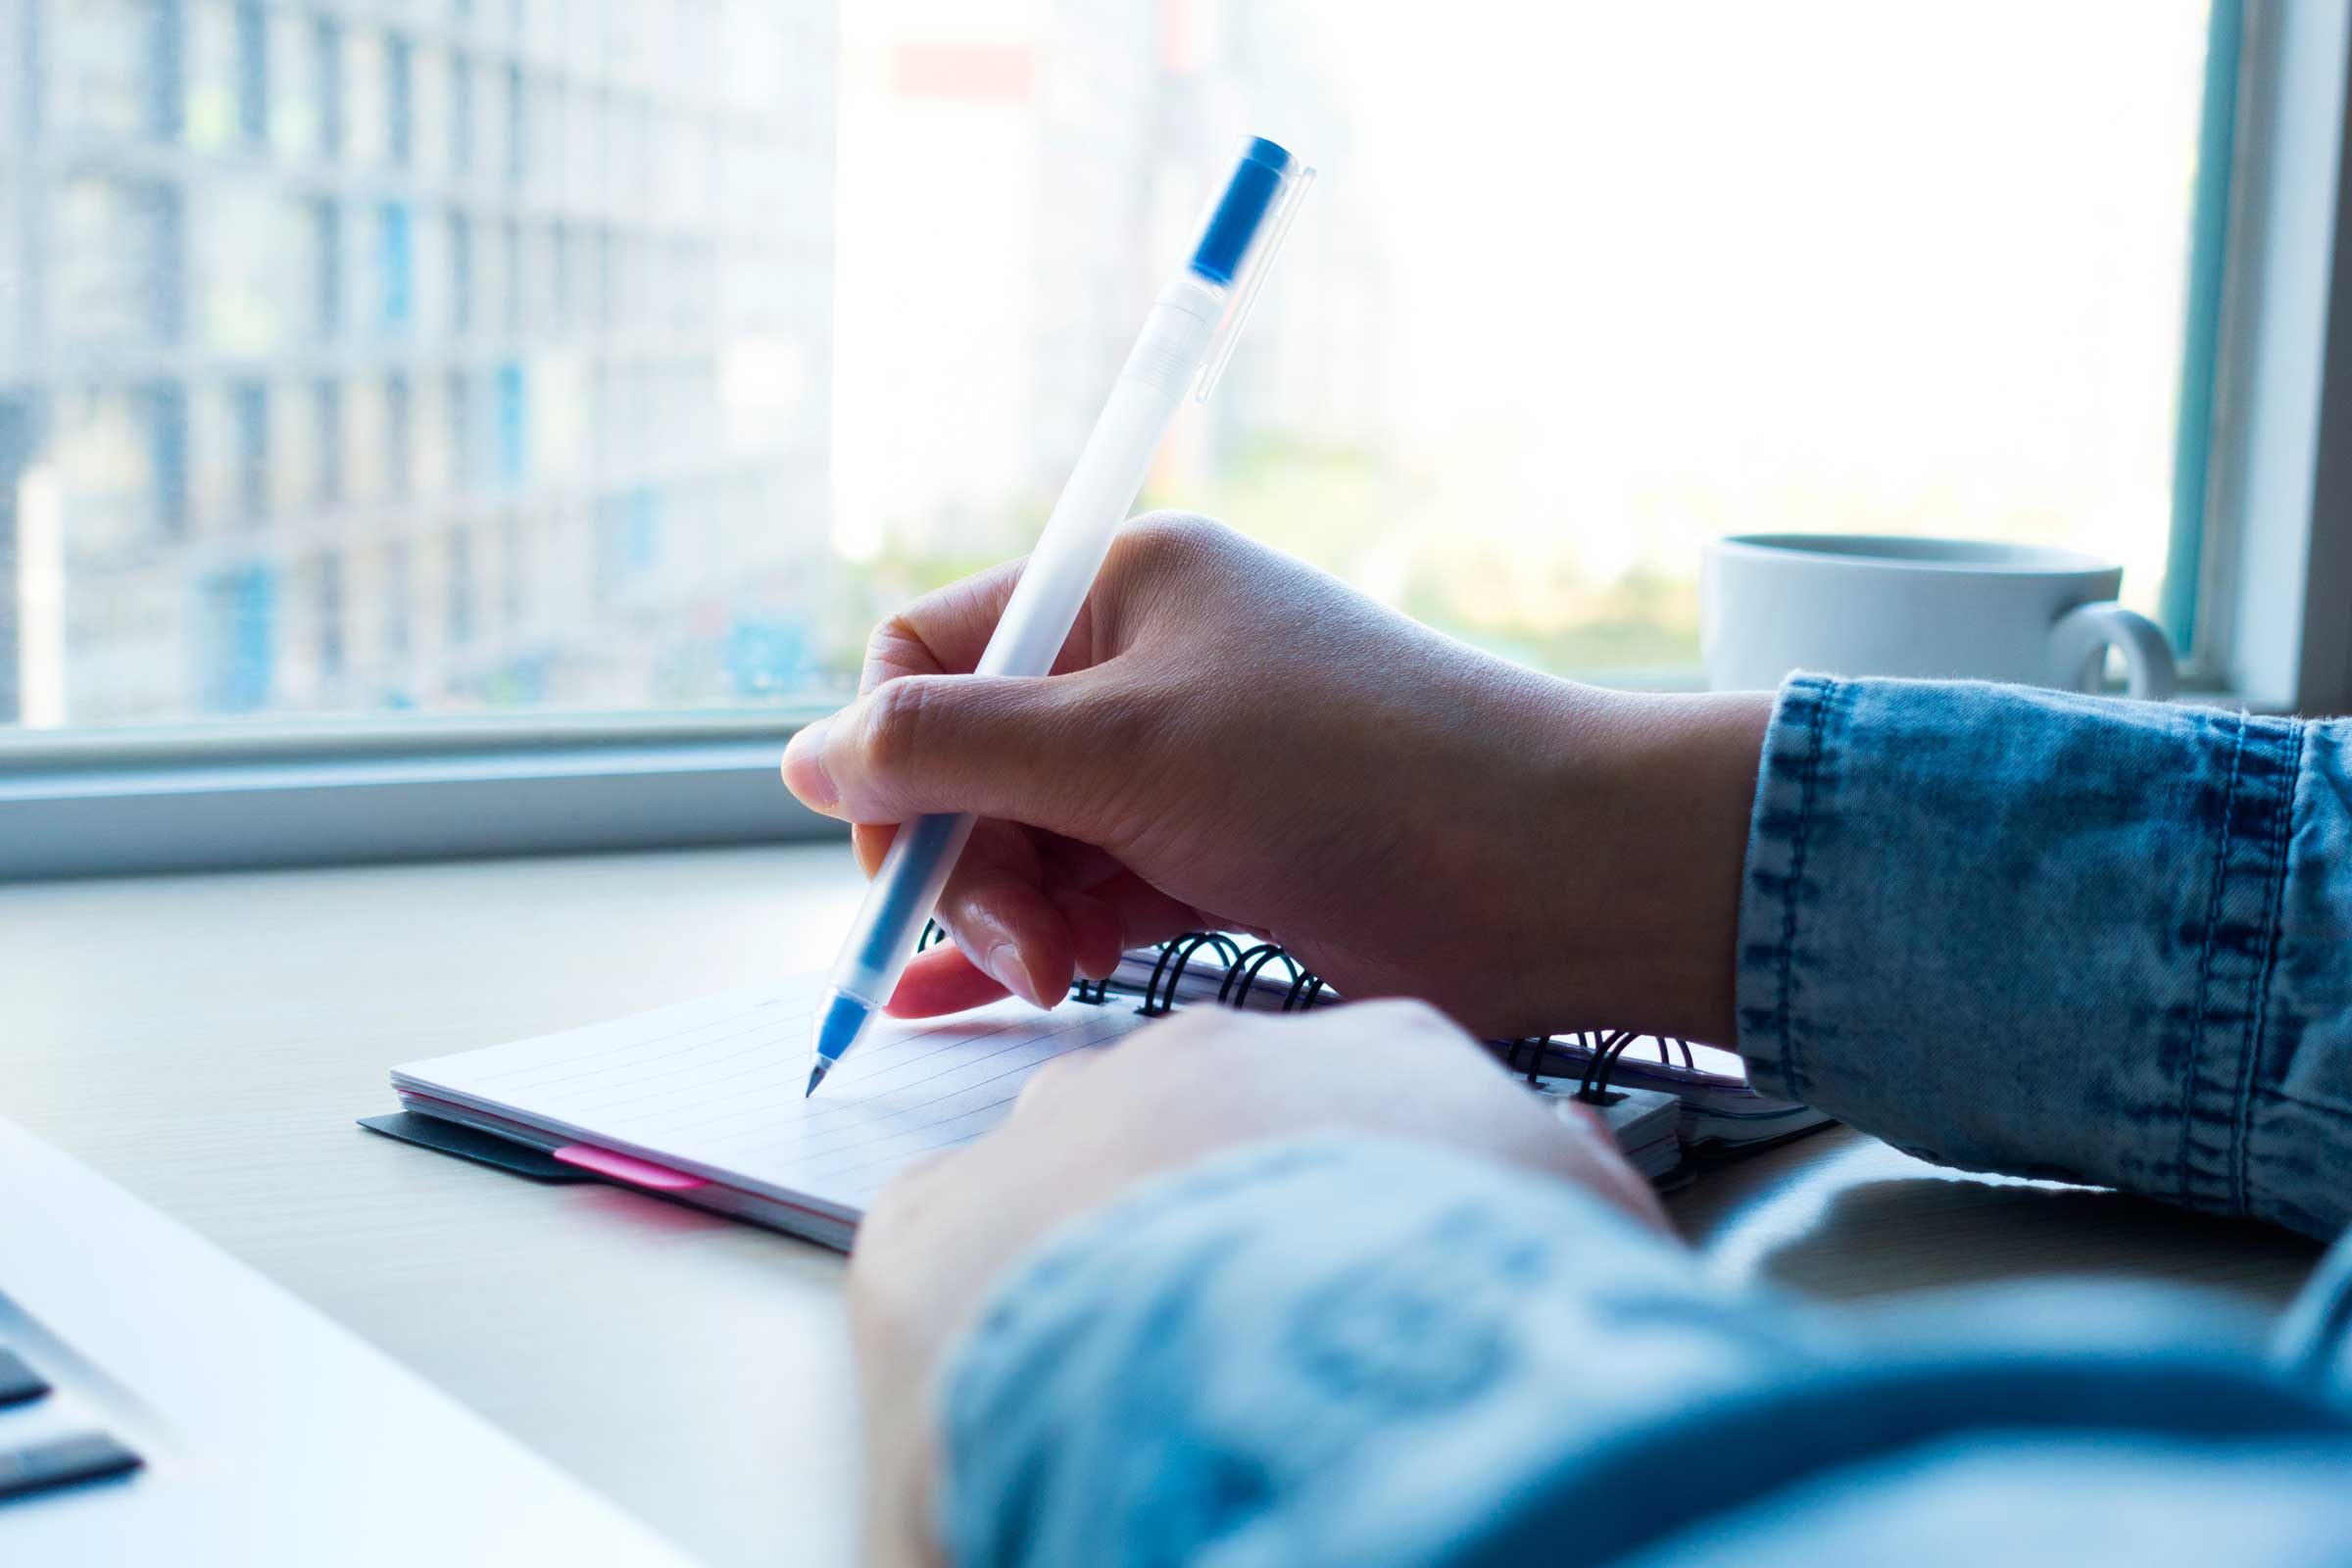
[1191,137,1294,284]
[1186,136,1314,403]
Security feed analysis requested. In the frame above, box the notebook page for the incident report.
[393,975,1153,1215]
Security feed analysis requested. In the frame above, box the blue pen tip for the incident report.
[806,990,872,1098]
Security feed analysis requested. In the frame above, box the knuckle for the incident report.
[1115,512,1232,576]
[862,615,918,677]
[858,678,936,777]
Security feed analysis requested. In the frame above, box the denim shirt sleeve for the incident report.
[938,1135,2352,1568]
[937,1137,1766,1568]
[1738,675,2352,1238]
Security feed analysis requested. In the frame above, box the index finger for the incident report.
[861,556,1104,693]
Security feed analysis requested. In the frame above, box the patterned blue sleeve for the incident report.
[1738,676,2352,1237]
[935,1137,1805,1568]
[936,1136,2352,1568]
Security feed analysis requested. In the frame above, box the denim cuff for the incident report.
[1736,676,2347,1237]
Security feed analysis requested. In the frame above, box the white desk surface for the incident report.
[0,844,2327,1566]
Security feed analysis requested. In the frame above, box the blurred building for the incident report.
[833,0,1385,564]
[0,0,837,724]
[833,0,1166,562]
[1190,0,1392,464]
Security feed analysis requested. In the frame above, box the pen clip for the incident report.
[1195,160,1315,405]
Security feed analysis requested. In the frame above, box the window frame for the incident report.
[0,709,841,880]
[2191,0,2352,715]
[6,0,2351,882]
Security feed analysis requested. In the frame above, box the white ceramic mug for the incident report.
[1700,534,2178,698]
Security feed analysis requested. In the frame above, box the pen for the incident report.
[806,135,1314,1096]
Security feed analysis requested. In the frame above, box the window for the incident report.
[8,0,2352,880]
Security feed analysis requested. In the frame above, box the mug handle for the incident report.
[2047,603,2178,700]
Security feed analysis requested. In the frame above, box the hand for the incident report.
[783,514,1771,1043]
[848,1001,1669,1568]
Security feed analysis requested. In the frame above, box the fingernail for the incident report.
[782,716,838,809]
[983,942,1046,1007]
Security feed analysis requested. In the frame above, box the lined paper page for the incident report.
[393,976,1153,1214]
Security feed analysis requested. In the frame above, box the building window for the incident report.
[447,528,476,648]
[386,34,415,168]
[499,512,526,629]
[147,386,189,541]
[384,374,413,500]
[314,381,344,507]
[12,3,2278,755]
[377,201,413,331]
[382,539,415,664]
[550,221,571,327]
[312,199,342,338]
[234,0,269,143]
[316,551,346,681]
[451,54,474,176]
[53,177,179,351]
[195,562,277,713]
[504,63,526,186]
[231,380,269,526]
[312,18,344,157]
[496,362,527,486]
[449,210,473,336]
[446,371,475,490]
[501,219,523,335]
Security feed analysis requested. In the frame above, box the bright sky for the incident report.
[836,0,2212,605]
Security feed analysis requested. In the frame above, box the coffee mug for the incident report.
[1699,533,2178,699]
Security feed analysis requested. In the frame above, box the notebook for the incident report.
[380,934,1823,1250]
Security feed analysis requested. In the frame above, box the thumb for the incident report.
[781,672,1131,836]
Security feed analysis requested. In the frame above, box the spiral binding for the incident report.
[914,922,1689,1099]
[1139,932,1245,1015]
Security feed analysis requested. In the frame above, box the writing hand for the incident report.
[783,515,1769,1043]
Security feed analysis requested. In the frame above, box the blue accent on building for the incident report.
[627,486,662,570]
[594,485,666,599]
[496,362,526,485]
[725,613,808,696]
[380,202,413,330]
[1189,136,1292,285]
[386,36,414,166]
[234,2,268,142]
[196,562,278,713]
[148,385,189,539]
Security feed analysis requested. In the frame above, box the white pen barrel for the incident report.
[975,276,1222,678]
[824,275,1225,1010]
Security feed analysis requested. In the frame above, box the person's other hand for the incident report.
[848,1001,1669,1568]
[782,514,1769,1042]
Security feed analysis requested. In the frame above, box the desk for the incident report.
[0,845,2327,1566]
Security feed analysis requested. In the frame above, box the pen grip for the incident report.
[829,810,976,1008]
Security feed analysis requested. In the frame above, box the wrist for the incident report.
[1530,686,1772,1046]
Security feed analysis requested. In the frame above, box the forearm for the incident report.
[1733,676,2352,1237]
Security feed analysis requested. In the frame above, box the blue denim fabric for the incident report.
[941,1139,2352,1567]
[1740,676,2352,1238]
[938,678,2352,1566]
